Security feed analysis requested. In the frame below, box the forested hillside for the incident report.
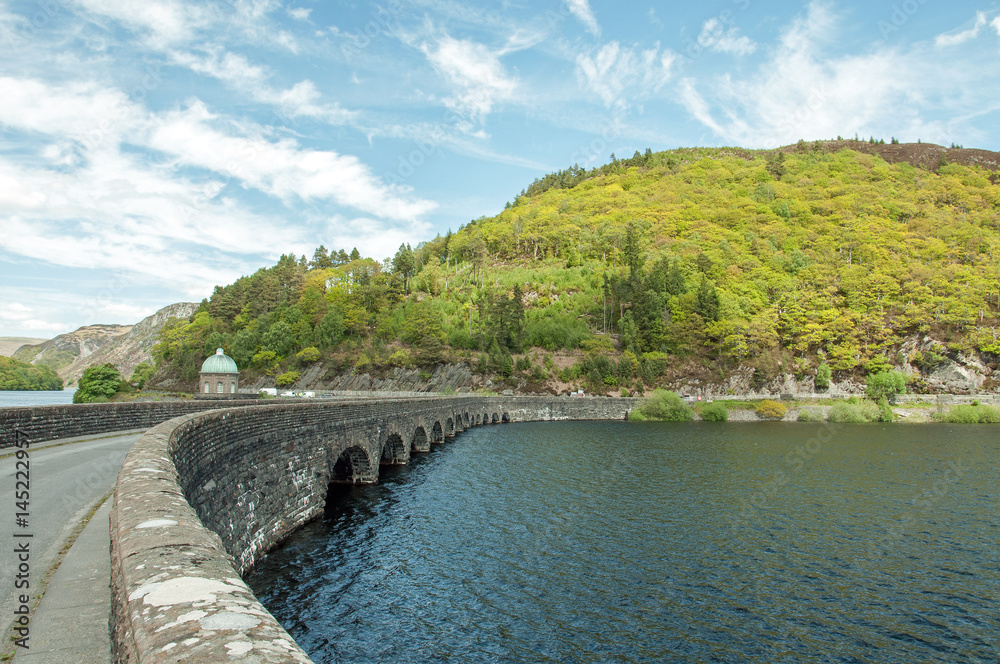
[150,141,1000,395]
[0,356,63,391]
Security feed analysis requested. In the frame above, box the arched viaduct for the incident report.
[109,395,636,663]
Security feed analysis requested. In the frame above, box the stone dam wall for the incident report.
[110,396,638,663]
[0,400,262,448]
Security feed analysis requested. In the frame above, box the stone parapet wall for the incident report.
[0,400,263,448]
[110,396,637,664]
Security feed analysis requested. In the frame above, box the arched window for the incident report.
[230,381,236,394]
[204,382,210,393]
[217,381,224,393]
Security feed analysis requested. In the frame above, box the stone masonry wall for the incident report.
[0,400,262,448]
[110,396,638,663]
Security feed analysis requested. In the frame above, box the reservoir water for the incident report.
[246,421,1000,663]
[0,388,76,408]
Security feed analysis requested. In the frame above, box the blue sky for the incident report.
[1,0,998,338]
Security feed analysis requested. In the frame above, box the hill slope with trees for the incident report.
[148,141,1000,396]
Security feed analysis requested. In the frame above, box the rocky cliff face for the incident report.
[13,303,198,384]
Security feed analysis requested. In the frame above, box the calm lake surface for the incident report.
[0,388,76,408]
[246,421,1000,664]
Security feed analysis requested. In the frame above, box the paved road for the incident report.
[1,432,142,657]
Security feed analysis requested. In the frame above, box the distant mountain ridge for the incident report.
[0,337,45,358]
[14,302,198,384]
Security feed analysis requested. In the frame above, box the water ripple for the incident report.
[247,421,1000,663]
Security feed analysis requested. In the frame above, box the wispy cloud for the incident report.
[71,0,214,47]
[935,12,987,47]
[575,42,676,110]
[697,18,756,56]
[169,48,356,124]
[677,1,988,147]
[565,0,600,37]
[419,34,518,129]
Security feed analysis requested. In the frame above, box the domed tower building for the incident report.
[199,348,240,396]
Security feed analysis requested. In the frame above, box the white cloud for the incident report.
[993,16,1000,36]
[697,18,756,56]
[575,42,677,109]
[420,35,517,127]
[677,1,968,147]
[935,12,987,47]
[147,101,435,221]
[288,7,311,21]
[0,298,67,334]
[71,0,213,46]
[169,49,356,124]
[0,75,438,306]
[565,0,600,37]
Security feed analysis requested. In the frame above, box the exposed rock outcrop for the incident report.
[14,302,198,385]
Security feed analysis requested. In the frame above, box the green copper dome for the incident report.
[201,348,239,374]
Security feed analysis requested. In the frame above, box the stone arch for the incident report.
[491,413,500,424]
[502,412,511,423]
[463,411,470,426]
[431,421,444,443]
[411,426,430,453]
[445,417,455,437]
[380,433,407,466]
[331,446,375,484]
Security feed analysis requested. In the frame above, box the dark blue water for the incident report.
[246,421,1000,663]
[0,389,76,407]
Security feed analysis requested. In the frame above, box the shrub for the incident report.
[388,349,412,367]
[755,400,787,419]
[877,398,895,422]
[797,407,824,422]
[74,363,124,403]
[827,400,882,423]
[866,371,907,402]
[939,404,1000,423]
[515,356,532,372]
[448,328,477,350]
[700,401,729,422]
[276,370,300,387]
[130,362,156,389]
[634,388,694,421]
[627,408,648,421]
[815,363,831,390]
[296,346,321,364]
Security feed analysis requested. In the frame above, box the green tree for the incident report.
[695,276,721,322]
[866,371,907,403]
[317,310,346,348]
[391,243,416,294]
[815,362,832,390]
[74,363,124,403]
[130,362,156,389]
[310,245,334,269]
[262,321,295,358]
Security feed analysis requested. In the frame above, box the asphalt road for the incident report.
[0,432,141,644]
